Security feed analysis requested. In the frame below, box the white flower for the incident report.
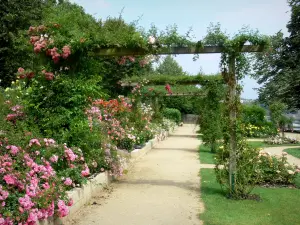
[288,170,295,175]
[148,36,156,44]
[44,34,48,38]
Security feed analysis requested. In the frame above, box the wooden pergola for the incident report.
[93,45,263,56]
[93,44,265,195]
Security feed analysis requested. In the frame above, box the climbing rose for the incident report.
[165,83,172,94]
[18,67,25,73]
[6,114,18,121]
[42,70,55,81]
[148,36,156,44]
[62,45,71,59]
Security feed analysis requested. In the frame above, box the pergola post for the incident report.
[228,55,237,195]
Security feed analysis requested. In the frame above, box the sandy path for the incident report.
[284,132,300,140]
[70,124,203,225]
[264,146,300,166]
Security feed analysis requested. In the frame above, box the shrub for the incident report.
[215,140,261,198]
[162,108,181,124]
[264,136,300,145]
[215,142,300,199]
[257,151,299,185]
[243,122,277,138]
[0,138,72,224]
[241,104,277,138]
[241,104,267,126]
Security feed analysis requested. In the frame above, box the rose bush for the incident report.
[0,138,72,224]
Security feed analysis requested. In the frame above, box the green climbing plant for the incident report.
[204,23,269,198]
[198,81,225,153]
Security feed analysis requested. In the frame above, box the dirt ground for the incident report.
[68,124,203,225]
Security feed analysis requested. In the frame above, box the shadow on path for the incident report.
[153,147,198,153]
[118,178,199,193]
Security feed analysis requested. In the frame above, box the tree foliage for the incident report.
[269,102,293,136]
[253,0,300,109]
[0,0,45,87]
[156,55,185,75]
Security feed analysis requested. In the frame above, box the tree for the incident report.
[0,0,45,87]
[253,0,300,109]
[156,55,185,75]
[269,102,293,137]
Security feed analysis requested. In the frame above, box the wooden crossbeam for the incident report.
[165,93,204,96]
[92,45,264,56]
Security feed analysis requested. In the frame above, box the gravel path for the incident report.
[69,124,203,225]
[263,146,300,166]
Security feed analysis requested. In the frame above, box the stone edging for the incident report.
[38,127,176,225]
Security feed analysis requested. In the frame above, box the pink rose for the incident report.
[50,155,58,163]
[29,139,41,147]
[64,178,72,186]
[3,175,15,185]
[18,67,25,73]
[6,145,19,155]
[81,165,90,177]
[57,200,69,217]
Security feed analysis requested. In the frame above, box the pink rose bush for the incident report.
[0,134,105,224]
[0,138,73,224]
[6,104,24,124]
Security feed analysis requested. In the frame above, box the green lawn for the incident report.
[199,145,215,164]
[284,148,300,159]
[200,169,300,225]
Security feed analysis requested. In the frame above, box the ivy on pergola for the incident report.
[93,42,267,197]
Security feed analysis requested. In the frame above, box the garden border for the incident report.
[38,127,176,225]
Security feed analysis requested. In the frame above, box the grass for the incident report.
[200,169,300,225]
[284,148,300,159]
[199,145,215,164]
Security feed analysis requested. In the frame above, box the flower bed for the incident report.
[264,135,300,145]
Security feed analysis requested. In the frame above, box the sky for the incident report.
[69,0,291,99]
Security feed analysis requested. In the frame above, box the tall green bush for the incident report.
[162,108,181,124]
[198,82,225,153]
[241,104,277,137]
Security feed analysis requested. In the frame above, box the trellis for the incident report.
[93,44,265,195]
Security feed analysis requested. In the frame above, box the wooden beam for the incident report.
[92,45,264,56]
[165,93,204,96]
